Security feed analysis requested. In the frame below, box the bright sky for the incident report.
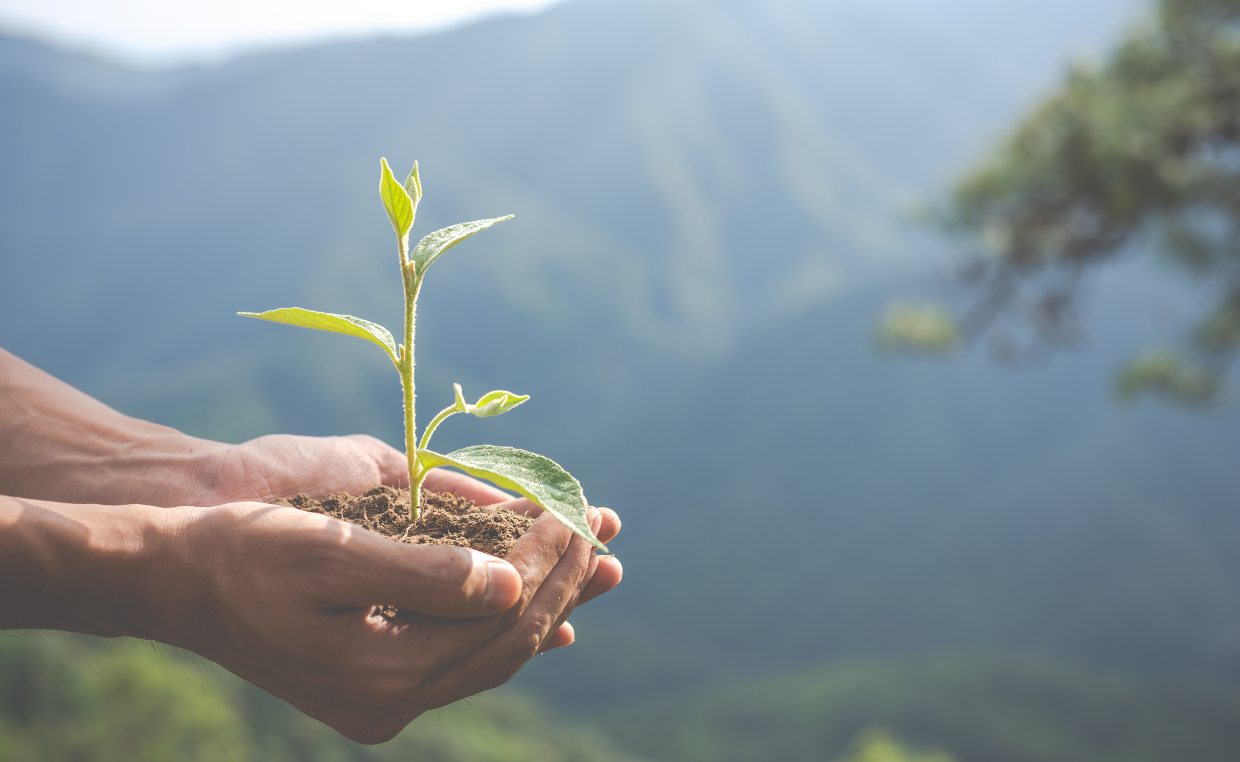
[0,0,570,64]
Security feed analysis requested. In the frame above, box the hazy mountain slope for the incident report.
[0,0,1140,446]
[518,263,1240,707]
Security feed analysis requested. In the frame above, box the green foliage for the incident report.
[418,384,528,450]
[410,217,514,279]
[877,303,960,354]
[465,389,530,418]
[836,729,955,762]
[373,695,647,762]
[926,0,1240,397]
[1115,349,1222,404]
[0,637,253,762]
[0,636,646,762]
[237,308,398,363]
[610,657,1240,762]
[379,157,415,240]
[240,159,601,547]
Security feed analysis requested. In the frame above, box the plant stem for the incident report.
[400,242,423,520]
[418,404,458,452]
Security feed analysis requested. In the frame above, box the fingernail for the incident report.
[587,507,601,532]
[484,560,521,610]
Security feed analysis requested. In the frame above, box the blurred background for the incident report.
[3,0,1240,759]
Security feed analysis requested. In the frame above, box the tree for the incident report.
[882,0,1240,404]
[836,729,956,762]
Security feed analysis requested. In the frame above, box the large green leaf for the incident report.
[409,216,513,278]
[237,308,397,362]
[379,157,414,239]
[418,445,605,550]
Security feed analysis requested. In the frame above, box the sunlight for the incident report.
[0,0,571,63]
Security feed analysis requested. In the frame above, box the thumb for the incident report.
[339,540,523,617]
[342,434,408,488]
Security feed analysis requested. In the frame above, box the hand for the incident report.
[200,440,625,634]
[0,345,529,508]
[1,347,625,742]
[200,433,518,507]
[172,500,619,742]
[0,494,622,744]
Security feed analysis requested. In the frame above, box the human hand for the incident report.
[0,493,621,743]
[194,437,629,630]
[153,498,621,743]
[0,346,508,508]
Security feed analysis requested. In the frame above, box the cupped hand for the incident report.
[202,434,625,623]
[166,432,523,508]
[203,434,625,616]
[155,498,620,744]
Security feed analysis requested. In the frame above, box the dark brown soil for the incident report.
[271,485,534,558]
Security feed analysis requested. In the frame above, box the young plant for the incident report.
[239,158,605,550]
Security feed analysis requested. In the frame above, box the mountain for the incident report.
[0,0,1144,444]
[548,263,1240,699]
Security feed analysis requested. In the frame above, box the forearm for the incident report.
[0,495,189,638]
[0,347,226,505]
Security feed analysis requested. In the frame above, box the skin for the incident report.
[0,347,623,743]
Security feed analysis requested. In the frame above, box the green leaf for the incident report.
[410,216,513,278]
[403,161,422,207]
[238,308,397,362]
[379,157,414,239]
[468,389,529,417]
[418,445,604,550]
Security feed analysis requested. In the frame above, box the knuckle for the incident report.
[514,619,549,663]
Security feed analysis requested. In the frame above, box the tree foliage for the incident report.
[921,0,1240,402]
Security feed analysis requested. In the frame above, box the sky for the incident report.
[0,0,571,65]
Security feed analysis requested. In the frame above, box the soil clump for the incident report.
[272,485,533,558]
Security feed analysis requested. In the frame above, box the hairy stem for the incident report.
[400,244,423,519]
[418,405,458,453]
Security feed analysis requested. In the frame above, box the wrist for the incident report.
[0,496,193,640]
[0,348,229,505]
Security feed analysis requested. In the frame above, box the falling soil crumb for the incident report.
[271,485,534,558]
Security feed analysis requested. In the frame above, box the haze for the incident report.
[0,0,571,63]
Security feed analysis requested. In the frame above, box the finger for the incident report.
[537,525,602,649]
[417,527,597,705]
[577,556,622,606]
[540,621,575,652]
[420,468,513,505]
[375,506,581,675]
[343,434,407,488]
[501,502,616,535]
[595,507,620,544]
[333,531,522,617]
[500,507,583,613]
[539,551,597,646]
[489,501,616,533]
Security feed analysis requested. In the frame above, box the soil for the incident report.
[271,485,534,558]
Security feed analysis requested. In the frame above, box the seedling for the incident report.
[240,159,605,550]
